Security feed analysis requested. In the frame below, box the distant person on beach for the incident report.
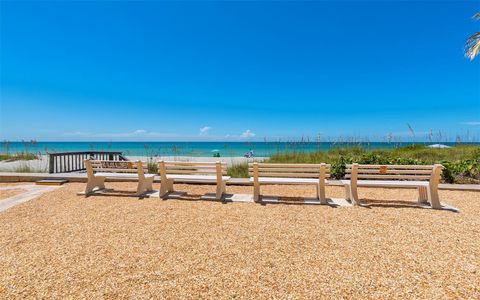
[244,150,255,158]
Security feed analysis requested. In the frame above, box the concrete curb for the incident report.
[1,172,479,191]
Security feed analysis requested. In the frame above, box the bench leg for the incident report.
[160,179,174,199]
[427,184,441,209]
[253,183,260,202]
[349,184,360,205]
[417,186,428,203]
[216,181,226,200]
[343,184,351,201]
[146,177,154,191]
[137,177,154,196]
[85,176,105,196]
[317,184,327,204]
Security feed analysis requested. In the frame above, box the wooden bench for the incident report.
[158,161,230,200]
[248,163,331,203]
[341,163,443,209]
[84,160,154,196]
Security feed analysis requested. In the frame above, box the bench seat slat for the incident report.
[249,167,331,172]
[249,172,330,177]
[92,168,139,172]
[341,179,429,187]
[249,163,325,168]
[346,174,431,180]
[164,169,219,174]
[250,177,324,184]
[164,165,225,170]
[345,169,433,175]
[164,162,226,166]
[250,172,329,178]
[166,174,231,181]
[95,172,155,178]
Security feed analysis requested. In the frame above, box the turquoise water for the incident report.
[2,142,476,157]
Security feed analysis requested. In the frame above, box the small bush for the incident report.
[330,156,352,179]
[266,145,480,184]
[147,161,158,174]
[440,161,455,183]
[441,159,480,183]
[227,163,249,178]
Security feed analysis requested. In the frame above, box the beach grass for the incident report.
[227,163,249,178]
[269,144,479,164]
[0,152,38,162]
[226,144,480,183]
[147,161,159,174]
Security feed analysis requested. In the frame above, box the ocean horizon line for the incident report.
[2,141,479,157]
[2,140,479,143]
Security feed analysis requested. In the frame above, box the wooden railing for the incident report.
[48,151,128,173]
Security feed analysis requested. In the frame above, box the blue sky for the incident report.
[1,1,479,142]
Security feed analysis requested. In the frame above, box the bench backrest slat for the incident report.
[345,169,433,175]
[85,160,149,179]
[345,164,441,181]
[159,161,227,176]
[90,160,142,172]
[346,164,434,170]
[346,174,431,180]
[248,163,331,179]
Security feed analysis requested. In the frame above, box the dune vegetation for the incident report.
[228,144,480,183]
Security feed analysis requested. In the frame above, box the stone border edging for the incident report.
[0,172,479,191]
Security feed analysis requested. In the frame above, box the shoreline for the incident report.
[0,155,267,173]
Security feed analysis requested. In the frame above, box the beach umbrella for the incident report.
[211,149,220,157]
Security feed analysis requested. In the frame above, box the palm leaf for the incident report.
[465,12,480,60]
[465,32,480,60]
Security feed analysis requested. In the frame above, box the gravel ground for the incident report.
[0,182,479,299]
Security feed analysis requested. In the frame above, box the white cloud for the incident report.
[240,129,256,139]
[199,126,211,136]
[461,121,480,126]
[63,129,173,139]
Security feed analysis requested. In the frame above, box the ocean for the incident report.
[2,141,476,157]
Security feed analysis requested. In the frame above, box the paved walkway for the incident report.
[0,184,62,212]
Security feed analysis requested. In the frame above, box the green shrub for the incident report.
[147,161,158,174]
[440,161,455,183]
[358,153,391,164]
[330,156,352,179]
[227,163,249,178]
[266,145,480,184]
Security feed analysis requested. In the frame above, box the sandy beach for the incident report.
[0,155,266,173]
[0,182,479,298]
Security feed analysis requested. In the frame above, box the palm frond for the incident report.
[465,12,480,60]
[465,32,480,60]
